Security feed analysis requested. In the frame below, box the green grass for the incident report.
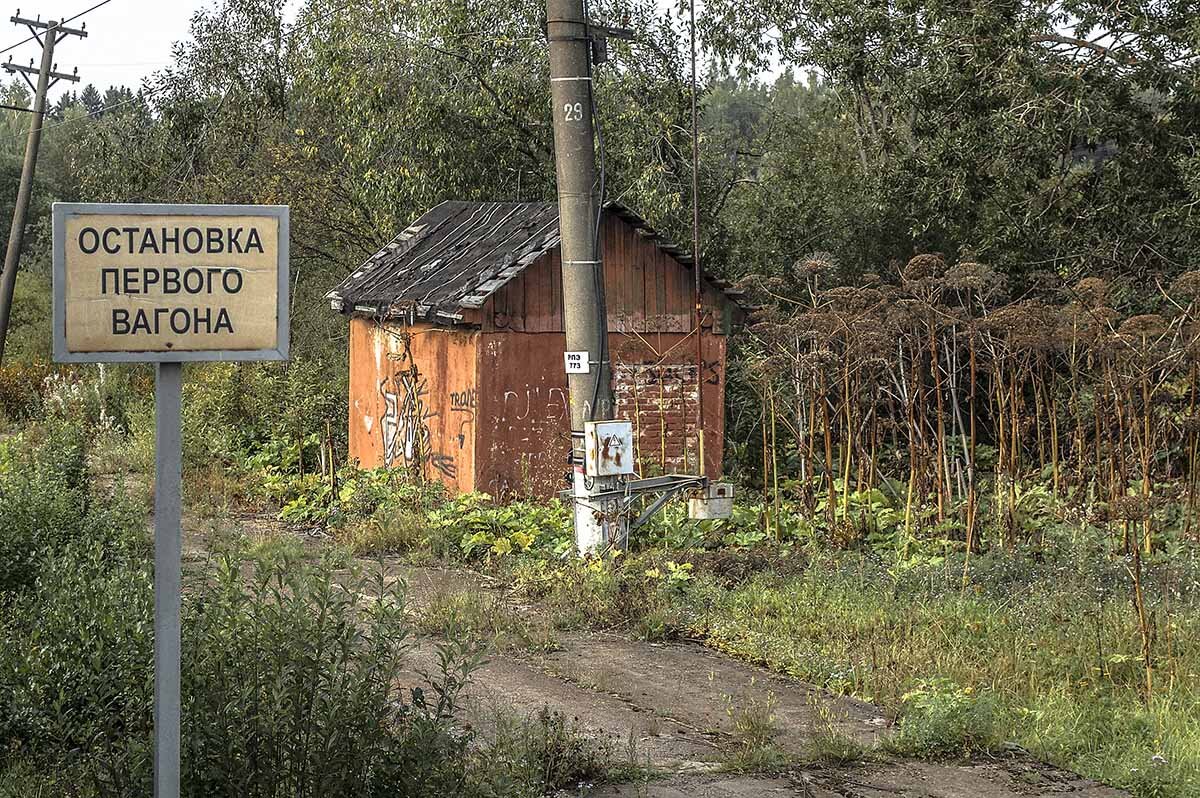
[720,690,793,772]
[496,544,1200,794]
[417,588,561,654]
[679,553,1200,796]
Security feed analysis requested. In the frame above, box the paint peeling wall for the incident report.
[347,318,477,493]
[474,330,726,499]
[346,211,735,500]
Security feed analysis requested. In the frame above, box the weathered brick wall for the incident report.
[613,363,701,476]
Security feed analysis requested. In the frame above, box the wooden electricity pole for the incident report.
[0,14,84,364]
[547,0,618,552]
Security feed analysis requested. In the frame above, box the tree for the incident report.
[699,0,1200,292]
[79,83,102,117]
[62,0,695,357]
[52,90,76,119]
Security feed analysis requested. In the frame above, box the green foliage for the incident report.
[700,1,1200,285]
[0,546,490,797]
[417,589,560,655]
[178,555,482,798]
[886,680,1002,759]
[181,360,347,478]
[679,550,1200,796]
[0,542,154,768]
[510,552,694,640]
[0,360,53,423]
[0,420,144,597]
[431,493,571,560]
[3,271,53,364]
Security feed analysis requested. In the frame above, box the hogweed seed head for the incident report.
[1169,271,1200,300]
[1073,277,1109,309]
[794,252,836,280]
[1119,314,1168,340]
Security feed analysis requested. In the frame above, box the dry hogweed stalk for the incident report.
[944,260,1007,303]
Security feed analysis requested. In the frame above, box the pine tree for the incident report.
[52,91,76,119]
[102,86,133,114]
[80,83,102,117]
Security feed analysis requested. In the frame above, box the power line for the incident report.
[0,0,116,57]
[0,11,88,363]
[62,0,117,26]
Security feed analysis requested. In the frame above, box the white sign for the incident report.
[49,202,290,798]
[53,203,289,363]
[564,350,590,374]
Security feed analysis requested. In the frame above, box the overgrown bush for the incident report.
[0,542,154,763]
[0,361,56,422]
[887,680,1002,759]
[180,359,347,476]
[1,549,489,797]
[0,420,144,596]
[178,554,483,798]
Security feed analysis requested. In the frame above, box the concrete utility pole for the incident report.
[547,0,620,553]
[0,14,84,364]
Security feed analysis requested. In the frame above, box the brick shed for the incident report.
[326,201,743,499]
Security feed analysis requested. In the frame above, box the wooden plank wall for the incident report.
[483,215,727,334]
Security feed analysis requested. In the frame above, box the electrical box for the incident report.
[584,420,635,477]
[689,482,734,520]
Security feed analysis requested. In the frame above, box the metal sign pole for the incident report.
[154,361,182,798]
[51,203,288,796]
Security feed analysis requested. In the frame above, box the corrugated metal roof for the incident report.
[326,200,742,321]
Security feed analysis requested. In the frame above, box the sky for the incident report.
[0,0,222,100]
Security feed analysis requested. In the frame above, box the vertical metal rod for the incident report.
[154,361,183,798]
[688,0,706,478]
[0,22,57,364]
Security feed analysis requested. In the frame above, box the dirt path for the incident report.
[381,560,1129,798]
[173,511,1132,798]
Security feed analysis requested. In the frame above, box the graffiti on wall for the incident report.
[379,332,435,471]
[380,368,433,470]
[449,390,475,453]
[450,388,477,410]
[500,386,569,422]
[375,328,475,484]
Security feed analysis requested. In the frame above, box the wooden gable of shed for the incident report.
[481,214,731,334]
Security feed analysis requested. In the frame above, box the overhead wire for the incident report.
[0,0,117,57]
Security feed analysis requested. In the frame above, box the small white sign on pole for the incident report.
[564,350,590,374]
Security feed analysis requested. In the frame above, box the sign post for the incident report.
[154,360,182,797]
[52,203,289,798]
